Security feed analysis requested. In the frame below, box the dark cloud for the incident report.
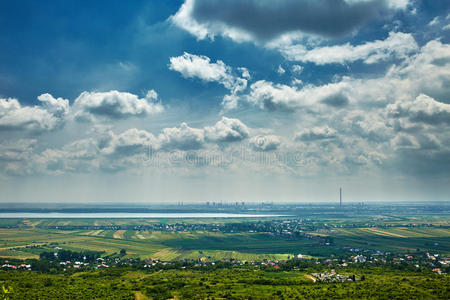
[321,93,349,107]
[190,0,398,40]
[392,149,450,176]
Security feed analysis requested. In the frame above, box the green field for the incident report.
[0,217,448,261]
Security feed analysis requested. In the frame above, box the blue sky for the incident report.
[0,0,449,203]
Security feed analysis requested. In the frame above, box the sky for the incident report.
[0,0,449,203]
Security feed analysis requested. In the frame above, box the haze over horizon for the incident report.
[1,0,450,203]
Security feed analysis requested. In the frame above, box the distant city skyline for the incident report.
[0,0,449,203]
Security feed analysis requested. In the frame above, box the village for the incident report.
[1,248,448,277]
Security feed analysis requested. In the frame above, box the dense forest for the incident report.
[0,255,448,299]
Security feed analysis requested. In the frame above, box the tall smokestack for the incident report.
[340,188,342,206]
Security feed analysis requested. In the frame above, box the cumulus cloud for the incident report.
[62,138,99,160]
[95,117,251,163]
[0,116,254,176]
[159,123,205,150]
[0,139,36,162]
[100,128,157,157]
[0,89,164,132]
[391,133,420,150]
[204,116,250,142]
[245,80,350,111]
[388,94,450,125]
[171,0,410,43]
[37,93,70,118]
[0,94,68,132]
[394,40,450,104]
[340,110,392,142]
[73,90,163,122]
[279,32,418,65]
[228,39,450,112]
[169,53,249,110]
[169,52,247,93]
[295,126,337,141]
[250,135,281,151]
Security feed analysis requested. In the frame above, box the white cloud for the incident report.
[388,94,450,125]
[229,39,450,111]
[395,40,450,104]
[99,117,251,160]
[277,65,286,75]
[384,0,410,10]
[238,67,251,79]
[0,139,36,162]
[0,95,68,132]
[295,126,337,141]
[0,115,255,176]
[279,32,418,65]
[343,0,409,7]
[169,52,247,94]
[245,80,350,111]
[37,93,70,118]
[101,128,158,157]
[291,78,303,86]
[145,89,159,101]
[159,123,205,150]
[62,138,99,160]
[204,116,249,142]
[340,110,392,142]
[250,135,281,151]
[428,16,440,26]
[73,90,163,122]
[169,52,249,111]
[291,65,304,74]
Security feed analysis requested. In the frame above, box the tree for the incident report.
[120,249,127,256]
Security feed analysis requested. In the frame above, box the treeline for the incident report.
[39,250,103,262]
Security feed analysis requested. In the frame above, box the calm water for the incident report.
[0,212,285,219]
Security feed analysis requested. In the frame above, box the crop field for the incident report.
[0,216,448,260]
[305,227,448,256]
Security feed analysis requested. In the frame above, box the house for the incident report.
[432,268,442,275]
[354,255,366,263]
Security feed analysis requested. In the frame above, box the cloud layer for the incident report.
[279,32,418,65]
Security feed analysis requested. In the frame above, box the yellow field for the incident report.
[361,228,407,238]
[113,230,126,239]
